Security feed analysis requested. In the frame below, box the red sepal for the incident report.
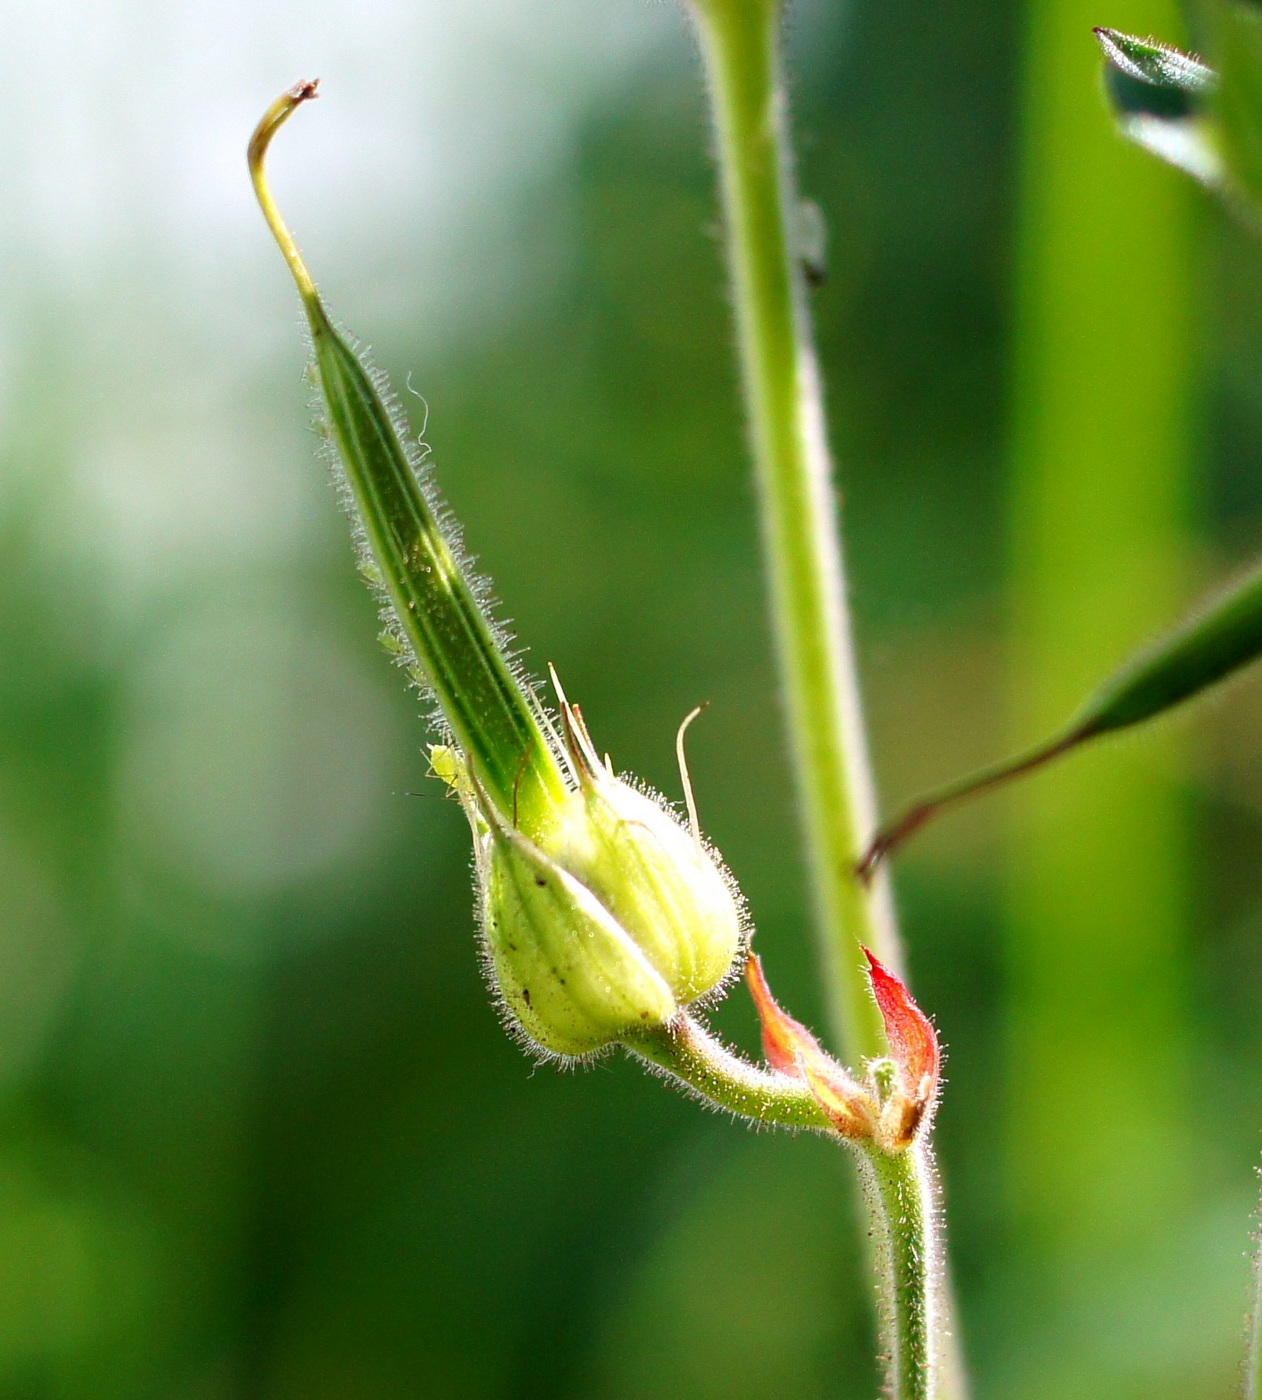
[745,954,826,1075]
[862,948,939,1098]
[745,955,871,1139]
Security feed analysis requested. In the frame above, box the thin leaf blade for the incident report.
[1095,28,1223,189]
[860,554,1262,871]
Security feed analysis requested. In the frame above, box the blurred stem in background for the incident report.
[1008,0,1196,1385]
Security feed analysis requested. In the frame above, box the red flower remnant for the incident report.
[745,955,871,1141]
[745,953,825,1075]
[863,948,939,1100]
[863,948,940,1152]
[745,951,941,1153]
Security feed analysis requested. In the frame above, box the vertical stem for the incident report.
[687,0,893,1065]
[860,1144,941,1400]
[687,6,967,1397]
[1249,1201,1262,1400]
[1007,0,1195,1386]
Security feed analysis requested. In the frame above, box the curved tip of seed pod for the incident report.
[248,79,325,307]
[247,79,320,171]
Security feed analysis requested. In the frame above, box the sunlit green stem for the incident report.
[626,1014,834,1130]
[685,9,965,1396]
[860,1143,940,1400]
[686,0,893,1064]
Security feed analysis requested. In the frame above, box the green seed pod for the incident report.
[252,83,744,1061]
[434,684,744,1059]
[482,814,679,1059]
[1078,557,1262,732]
[248,80,566,834]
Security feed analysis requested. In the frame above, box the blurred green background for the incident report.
[1,0,1261,1395]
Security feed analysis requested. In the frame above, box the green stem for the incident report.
[1248,1169,1262,1400]
[625,1015,834,1131]
[858,722,1091,878]
[686,9,967,1395]
[686,0,893,1064]
[860,1144,940,1400]
[634,1015,942,1400]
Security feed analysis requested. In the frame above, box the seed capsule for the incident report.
[252,84,744,1062]
[543,690,742,1008]
[482,807,679,1058]
[248,80,565,834]
[434,682,744,1059]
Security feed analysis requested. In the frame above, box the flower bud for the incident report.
[544,700,742,1007]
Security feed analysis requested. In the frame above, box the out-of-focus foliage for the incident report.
[0,0,1260,1397]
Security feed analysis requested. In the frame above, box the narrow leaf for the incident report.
[248,83,565,828]
[1094,28,1223,190]
[859,555,1262,874]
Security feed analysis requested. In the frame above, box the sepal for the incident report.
[745,951,940,1153]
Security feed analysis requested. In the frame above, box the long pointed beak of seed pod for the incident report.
[248,81,322,309]
[247,84,568,832]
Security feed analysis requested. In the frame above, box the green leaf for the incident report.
[859,555,1262,874]
[1078,557,1262,728]
[1094,28,1222,190]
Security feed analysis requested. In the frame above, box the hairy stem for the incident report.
[685,7,966,1395]
[686,0,895,1063]
[1248,1166,1262,1400]
[860,1143,940,1400]
[625,1014,834,1131]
